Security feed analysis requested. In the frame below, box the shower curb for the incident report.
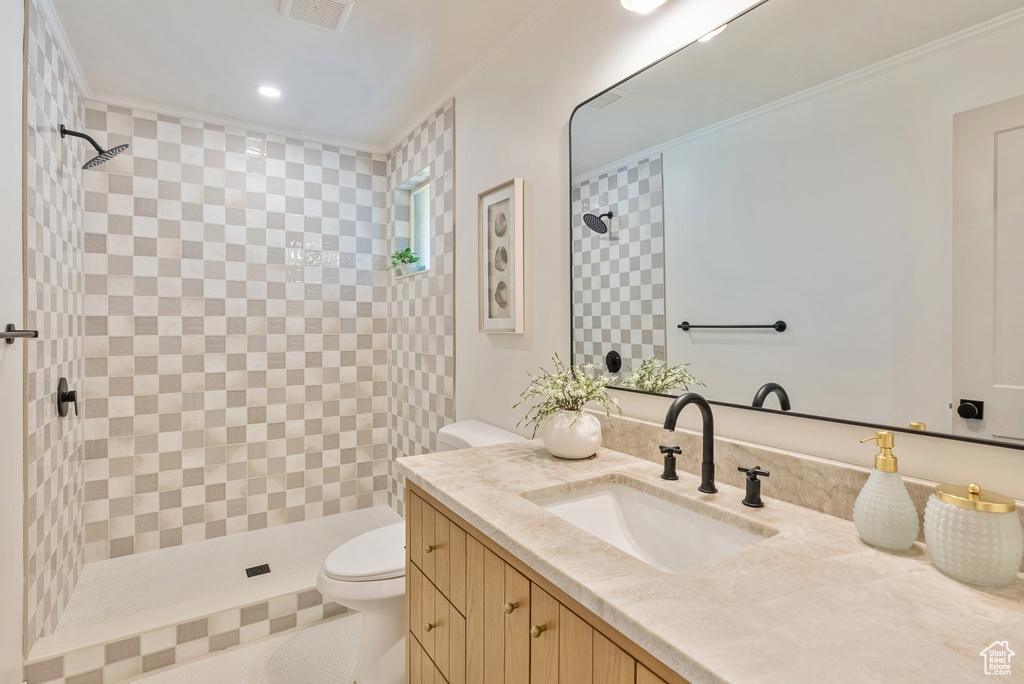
[24,586,349,684]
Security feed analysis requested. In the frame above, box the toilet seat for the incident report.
[323,522,405,582]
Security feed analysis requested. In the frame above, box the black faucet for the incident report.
[752,382,791,411]
[662,392,717,493]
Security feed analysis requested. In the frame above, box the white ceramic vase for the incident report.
[541,411,601,460]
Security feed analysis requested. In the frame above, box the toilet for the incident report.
[317,420,525,684]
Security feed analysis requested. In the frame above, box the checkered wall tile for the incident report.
[571,155,666,379]
[24,0,88,651]
[386,101,456,516]
[80,101,391,563]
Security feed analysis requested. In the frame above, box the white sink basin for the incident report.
[530,482,768,574]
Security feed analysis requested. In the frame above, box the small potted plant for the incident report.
[388,248,419,276]
[514,354,621,459]
[622,355,705,395]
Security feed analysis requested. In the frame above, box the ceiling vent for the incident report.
[584,88,629,111]
[279,0,354,33]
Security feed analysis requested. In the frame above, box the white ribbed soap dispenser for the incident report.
[852,431,919,551]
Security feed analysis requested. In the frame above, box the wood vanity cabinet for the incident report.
[406,483,687,684]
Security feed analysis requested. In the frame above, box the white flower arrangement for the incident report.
[622,355,705,395]
[514,354,621,437]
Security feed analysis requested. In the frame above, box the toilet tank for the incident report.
[436,420,526,452]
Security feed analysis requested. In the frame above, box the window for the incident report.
[409,177,430,270]
[395,167,430,275]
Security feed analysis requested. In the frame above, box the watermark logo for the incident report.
[980,641,1015,676]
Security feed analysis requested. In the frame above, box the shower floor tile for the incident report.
[129,612,361,683]
[56,506,401,634]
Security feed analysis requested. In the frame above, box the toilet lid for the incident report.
[324,522,406,582]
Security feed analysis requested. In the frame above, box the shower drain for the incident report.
[245,563,271,578]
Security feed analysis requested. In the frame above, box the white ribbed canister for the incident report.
[923,483,1022,588]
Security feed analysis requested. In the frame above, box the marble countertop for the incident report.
[397,440,1024,684]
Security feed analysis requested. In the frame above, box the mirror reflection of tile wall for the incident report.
[571,155,665,380]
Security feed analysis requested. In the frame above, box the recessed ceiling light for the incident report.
[620,0,667,14]
[698,24,727,42]
[257,85,282,99]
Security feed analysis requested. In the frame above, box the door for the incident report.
[0,1,25,681]
[953,93,1024,441]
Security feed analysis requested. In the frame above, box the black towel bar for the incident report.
[677,320,787,332]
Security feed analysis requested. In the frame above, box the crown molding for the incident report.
[586,5,1024,171]
[85,92,388,155]
[35,0,89,97]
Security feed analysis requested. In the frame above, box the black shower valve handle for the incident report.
[56,377,79,418]
[66,390,79,416]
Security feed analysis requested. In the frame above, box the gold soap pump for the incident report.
[852,431,920,551]
[861,430,898,472]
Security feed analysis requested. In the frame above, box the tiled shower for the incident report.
[79,101,391,563]
[22,0,455,665]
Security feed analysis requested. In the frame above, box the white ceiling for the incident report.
[572,0,1024,175]
[52,0,552,151]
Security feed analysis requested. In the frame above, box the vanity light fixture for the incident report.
[698,24,727,42]
[620,0,667,14]
[257,85,282,98]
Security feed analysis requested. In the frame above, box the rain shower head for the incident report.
[583,211,613,234]
[60,125,129,169]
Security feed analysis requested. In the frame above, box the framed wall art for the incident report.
[478,178,525,333]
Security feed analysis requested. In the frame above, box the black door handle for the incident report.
[957,400,984,420]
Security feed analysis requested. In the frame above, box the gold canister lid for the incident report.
[909,422,926,431]
[933,483,1016,513]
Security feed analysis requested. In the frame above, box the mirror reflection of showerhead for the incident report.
[60,125,129,169]
[583,211,613,234]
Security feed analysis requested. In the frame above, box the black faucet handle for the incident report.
[739,466,769,508]
[659,445,680,481]
[738,465,769,480]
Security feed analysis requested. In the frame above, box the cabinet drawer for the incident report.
[413,492,469,612]
[411,563,465,684]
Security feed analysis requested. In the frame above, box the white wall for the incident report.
[454,0,758,430]
[0,0,25,679]
[453,0,1024,500]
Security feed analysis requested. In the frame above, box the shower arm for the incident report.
[60,125,104,154]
